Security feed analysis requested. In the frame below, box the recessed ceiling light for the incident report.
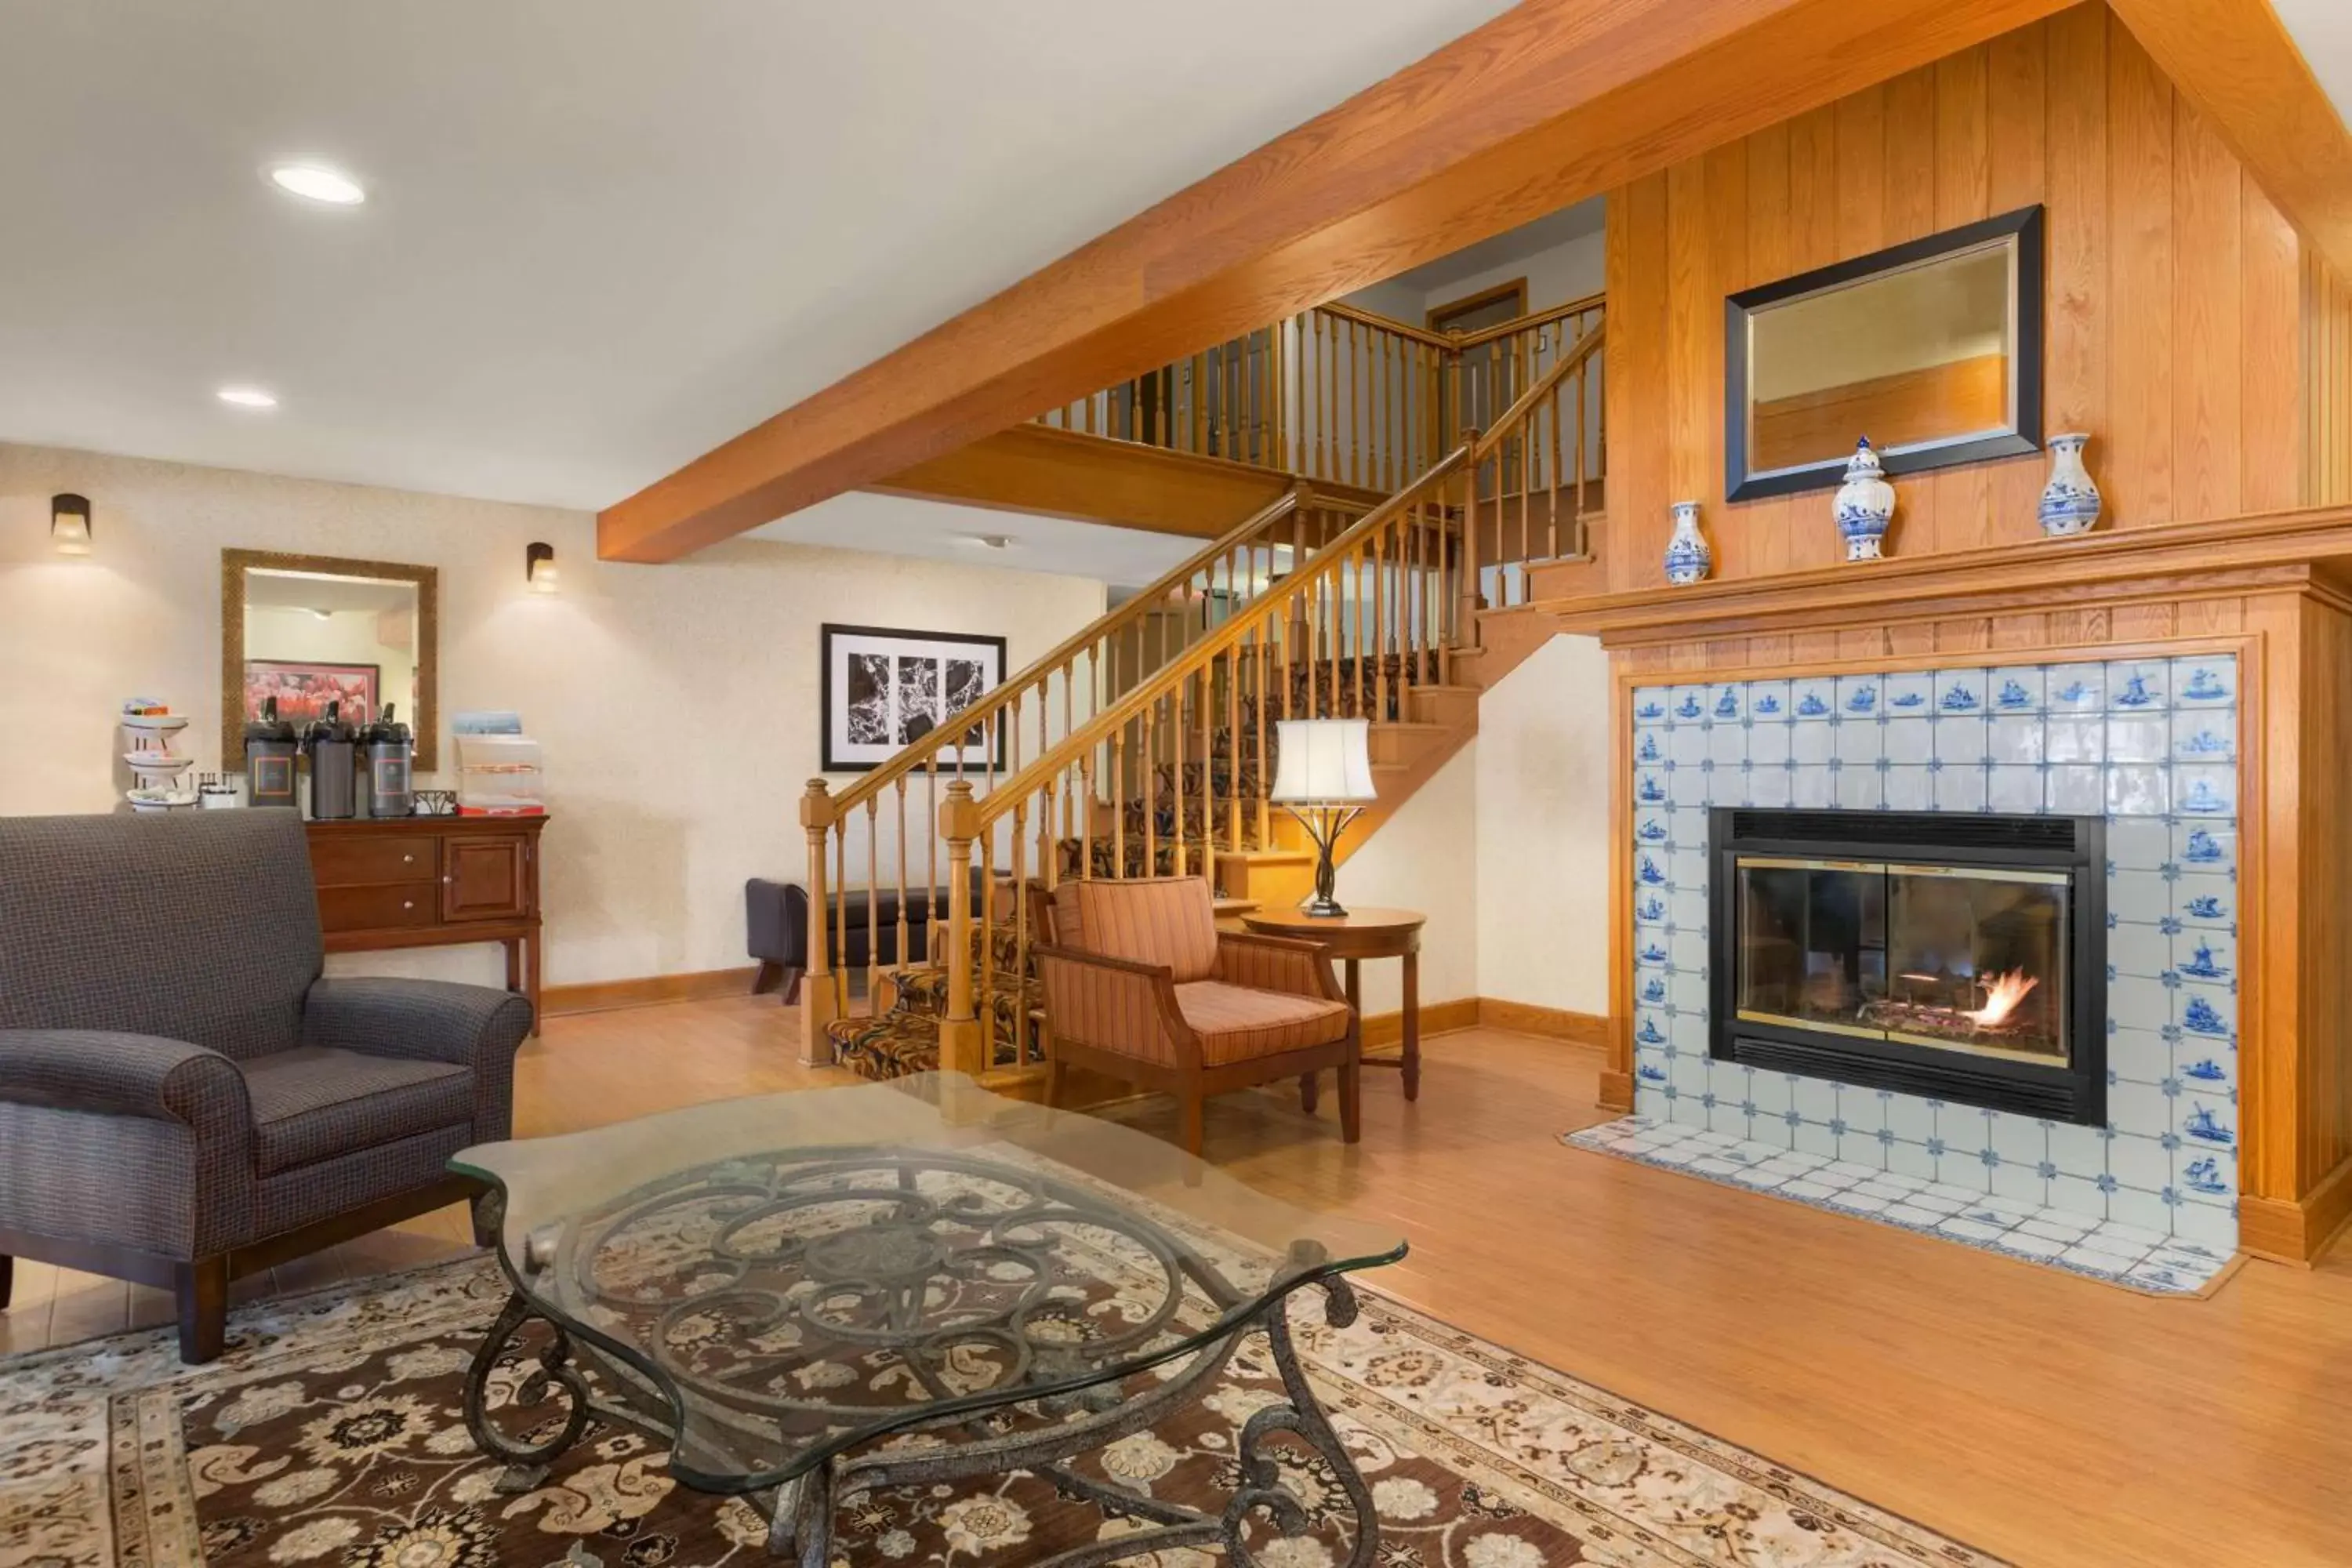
[217,387,279,408]
[958,533,1014,550]
[268,164,365,205]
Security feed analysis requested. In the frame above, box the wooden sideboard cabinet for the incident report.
[303,815,547,1035]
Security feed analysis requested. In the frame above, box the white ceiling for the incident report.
[3,2,2346,543]
[2276,0,2352,132]
[753,492,1200,593]
[0,0,1518,515]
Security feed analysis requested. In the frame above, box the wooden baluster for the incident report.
[894,778,910,985]
[1111,733,1125,880]
[1197,660,1213,887]
[1320,314,1335,484]
[1373,529,1389,723]
[864,796,881,1003]
[977,809,996,1074]
[1226,619,1243,854]
[927,757,941,935]
[940,781,981,1076]
[1079,750,1098,884]
[1172,677,1187,878]
[1129,700,1148,879]
[1010,796,1029,1068]
[833,817,850,1016]
[798,782,837,1065]
[1457,427,1482,682]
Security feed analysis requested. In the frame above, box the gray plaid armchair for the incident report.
[0,810,532,1363]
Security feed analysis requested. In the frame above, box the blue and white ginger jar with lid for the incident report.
[1832,437,1895,561]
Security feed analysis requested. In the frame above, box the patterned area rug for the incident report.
[1,1258,2002,1568]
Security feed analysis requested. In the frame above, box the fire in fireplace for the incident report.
[1710,809,2106,1124]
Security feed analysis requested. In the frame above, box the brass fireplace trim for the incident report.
[1737,853,2072,886]
[1733,1007,2071,1065]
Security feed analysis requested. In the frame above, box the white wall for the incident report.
[0,443,1107,989]
[1425,225,1606,318]
[1333,742,1478,1016]
[1474,634,1612,1016]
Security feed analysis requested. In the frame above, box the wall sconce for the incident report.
[51,493,92,556]
[525,541,558,593]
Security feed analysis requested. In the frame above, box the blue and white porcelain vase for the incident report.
[1663,499,1711,586]
[1832,437,1895,561]
[2038,430,2101,537]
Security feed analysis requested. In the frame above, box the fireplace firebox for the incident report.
[1709,808,2106,1125]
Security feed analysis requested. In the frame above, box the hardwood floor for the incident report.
[6,996,2349,1566]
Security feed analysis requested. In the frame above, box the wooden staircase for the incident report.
[797,317,1603,1091]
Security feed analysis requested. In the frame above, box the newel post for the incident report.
[797,779,838,1066]
[938,780,985,1078]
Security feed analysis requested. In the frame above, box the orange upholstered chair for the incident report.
[1035,876,1359,1154]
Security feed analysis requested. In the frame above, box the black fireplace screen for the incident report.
[1733,857,2071,1066]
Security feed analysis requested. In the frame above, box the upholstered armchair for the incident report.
[0,811,533,1363]
[1035,876,1359,1154]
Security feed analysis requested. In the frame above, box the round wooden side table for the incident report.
[1241,906,1427,1103]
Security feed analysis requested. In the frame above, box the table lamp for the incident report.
[1269,717,1377,917]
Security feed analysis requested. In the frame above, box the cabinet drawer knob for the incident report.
[401,853,416,865]
[402,899,416,911]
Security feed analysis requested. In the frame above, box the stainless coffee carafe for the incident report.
[363,703,415,818]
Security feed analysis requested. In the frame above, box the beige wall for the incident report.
[1331,742,1478,1017]
[1473,634,1611,1017]
[0,442,1107,989]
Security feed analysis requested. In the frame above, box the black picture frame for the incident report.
[1725,205,2045,502]
[819,623,1009,775]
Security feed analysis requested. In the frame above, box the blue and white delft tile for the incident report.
[2106,659,2169,710]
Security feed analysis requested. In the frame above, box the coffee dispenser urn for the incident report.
[363,702,415,818]
[242,699,299,811]
[304,702,358,820]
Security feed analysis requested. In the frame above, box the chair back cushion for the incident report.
[1071,877,1218,983]
[0,810,323,1059]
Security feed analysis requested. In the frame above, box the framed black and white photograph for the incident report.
[820,623,1007,772]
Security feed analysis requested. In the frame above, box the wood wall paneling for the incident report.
[1603,6,2323,588]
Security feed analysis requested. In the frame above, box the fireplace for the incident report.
[1709,808,2107,1125]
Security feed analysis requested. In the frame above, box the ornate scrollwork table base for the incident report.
[463,1265,1377,1567]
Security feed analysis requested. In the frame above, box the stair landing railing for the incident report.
[1036,292,1606,514]
[795,481,1367,1062]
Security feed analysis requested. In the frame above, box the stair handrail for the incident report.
[970,448,1472,829]
[820,481,1323,824]
[1474,318,1606,460]
[1450,288,1606,350]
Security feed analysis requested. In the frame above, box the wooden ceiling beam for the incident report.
[2104,0,2352,285]
[598,0,2075,563]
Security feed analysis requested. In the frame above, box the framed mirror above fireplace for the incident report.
[1708,808,2105,1126]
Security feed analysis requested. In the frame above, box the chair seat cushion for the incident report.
[241,1047,474,1175]
[1173,982,1351,1065]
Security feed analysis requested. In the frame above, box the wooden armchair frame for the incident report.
[1034,927,1361,1155]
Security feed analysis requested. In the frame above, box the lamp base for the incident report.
[1298,894,1349,919]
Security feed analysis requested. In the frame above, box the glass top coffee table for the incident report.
[449,1072,1405,1565]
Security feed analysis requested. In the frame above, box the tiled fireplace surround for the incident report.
[1628,653,2241,1252]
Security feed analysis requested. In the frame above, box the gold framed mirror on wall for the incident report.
[221,550,440,771]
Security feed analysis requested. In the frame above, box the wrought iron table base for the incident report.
[463,1273,1378,1568]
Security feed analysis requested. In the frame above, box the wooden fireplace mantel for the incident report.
[1557,503,2352,1265]
[1537,503,2352,648]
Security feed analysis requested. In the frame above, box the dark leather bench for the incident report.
[745,874,982,1004]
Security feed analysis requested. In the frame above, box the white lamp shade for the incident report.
[1270,717,1376,804]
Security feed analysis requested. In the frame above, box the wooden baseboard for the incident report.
[1595,1069,1635,1112]
[2240,1154,2352,1265]
[542,965,761,1018]
[1475,997,1610,1047]
[1361,996,1479,1048]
